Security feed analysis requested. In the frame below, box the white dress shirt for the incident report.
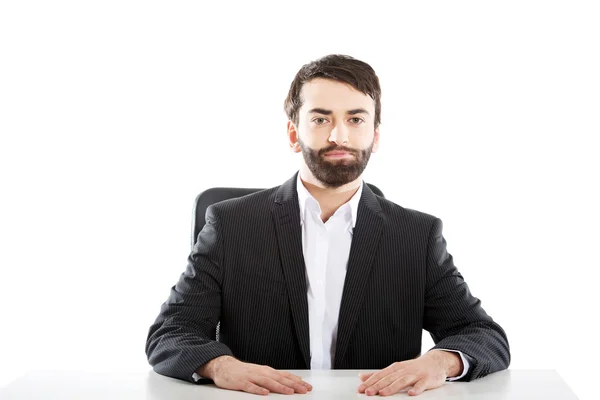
[296,174,361,370]
[193,176,469,381]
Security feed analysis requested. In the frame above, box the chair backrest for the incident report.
[191,184,384,247]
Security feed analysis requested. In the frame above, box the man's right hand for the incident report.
[197,355,313,395]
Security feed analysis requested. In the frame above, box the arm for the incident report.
[145,205,233,383]
[424,218,510,381]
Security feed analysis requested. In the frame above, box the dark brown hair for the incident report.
[284,54,382,128]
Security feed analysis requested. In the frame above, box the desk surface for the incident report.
[0,369,577,399]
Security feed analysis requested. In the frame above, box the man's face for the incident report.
[288,78,380,188]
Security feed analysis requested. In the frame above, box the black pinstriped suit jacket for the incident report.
[145,172,510,383]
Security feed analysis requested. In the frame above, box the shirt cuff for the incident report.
[434,349,470,381]
[192,372,203,382]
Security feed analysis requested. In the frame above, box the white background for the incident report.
[1,1,598,398]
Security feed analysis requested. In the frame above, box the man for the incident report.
[145,54,510,396]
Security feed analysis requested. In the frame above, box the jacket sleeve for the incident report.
[424,218,510,381]
[145,205,233,383]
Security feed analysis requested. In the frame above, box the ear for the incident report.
[287,121,302,153]
[371,126,380,153]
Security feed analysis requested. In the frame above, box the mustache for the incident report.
[317,145,358,157]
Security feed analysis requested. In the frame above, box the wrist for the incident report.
[197,355,236,379]
[426,350,463,378]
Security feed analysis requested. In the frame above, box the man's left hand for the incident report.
[357,350,463,396]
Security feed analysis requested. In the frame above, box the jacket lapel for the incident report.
[334,184,384,368]
[272,172,311,368]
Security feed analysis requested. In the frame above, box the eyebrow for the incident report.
[308,108,370,116]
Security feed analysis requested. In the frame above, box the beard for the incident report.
[298,137,374,188]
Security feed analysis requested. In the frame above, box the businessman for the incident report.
[145,54,510,396]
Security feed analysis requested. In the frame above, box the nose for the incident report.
[328,122,350,146]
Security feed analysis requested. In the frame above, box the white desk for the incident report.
[0,369,577,399]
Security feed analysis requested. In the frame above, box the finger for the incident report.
[274,376,309,394]
[271,371,311,392]
[361,363,405,389]
[262,367,312,389]
[242,381,270,396]
[253,376,295,395]
[377,374,419,397]
[358,372,384,392]
[358,368,404,393]
[279,371,313,390]
[408,379,429,396]
[359,372,375,382]
[364,373,404,396]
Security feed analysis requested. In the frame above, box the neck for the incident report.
[299,166,361,222]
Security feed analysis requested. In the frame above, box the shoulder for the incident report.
[204,185,280,222]
[374,195,441,232]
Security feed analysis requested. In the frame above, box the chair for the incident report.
[191,184,384,247]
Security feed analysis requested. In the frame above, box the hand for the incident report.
[197,355,313,396]
[357,350,463,396]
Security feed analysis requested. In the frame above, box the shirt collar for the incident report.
[296,173,363,228]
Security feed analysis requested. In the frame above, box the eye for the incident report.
[313,117,328,125]
[350,117,364,125]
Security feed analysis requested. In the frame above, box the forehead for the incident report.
[299,78,375,113]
